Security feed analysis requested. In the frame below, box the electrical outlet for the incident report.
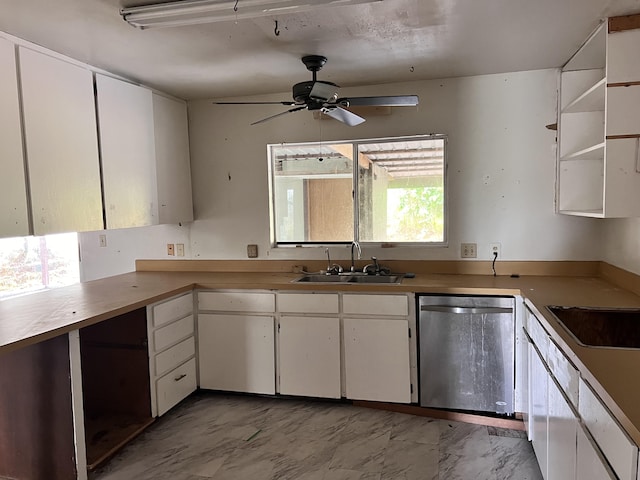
[99,234,107,248]
[461,243,477,258]
[167,243,175,256]
[490,242,502,259]
[247,244,258,258]
[176,243,185,257]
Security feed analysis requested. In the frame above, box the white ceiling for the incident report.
[1,0,639,100]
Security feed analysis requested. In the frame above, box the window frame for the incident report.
[267,134,448,248]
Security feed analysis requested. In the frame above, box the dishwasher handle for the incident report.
[420,305,513,314]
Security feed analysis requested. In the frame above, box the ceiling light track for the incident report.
[121,0,383,29]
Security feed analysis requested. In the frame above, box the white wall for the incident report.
[78,224,190,281]
[188,69,601,262]
[603,219,640,274]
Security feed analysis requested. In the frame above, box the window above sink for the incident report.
[268,134,447,248]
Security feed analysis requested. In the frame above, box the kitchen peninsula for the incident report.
[2,260,640,479]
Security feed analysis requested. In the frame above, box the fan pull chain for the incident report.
[274,20,280,36]
[233,0,239,11]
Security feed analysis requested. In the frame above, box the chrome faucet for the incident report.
[325,247,342,275]
[350,241,362,272]
[363,256,380,275]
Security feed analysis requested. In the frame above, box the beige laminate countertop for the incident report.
[2,270,640,444]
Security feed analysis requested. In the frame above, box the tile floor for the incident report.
[92,392,543,480]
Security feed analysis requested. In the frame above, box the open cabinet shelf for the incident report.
[557,18,640,218]
[562,78,606,114]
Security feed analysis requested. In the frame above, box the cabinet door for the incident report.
[279,316,341,398]
[152,93,193,225]
[577,422,617,480]
[0,38,29,237]
[529,342,549,480]
[198,314,275,394]
[579,377,638,480]
[547,377,577,480]
[343,317,411,403]
[19,47,103,235]
[96,74,156,229]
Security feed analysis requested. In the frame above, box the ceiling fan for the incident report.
[215,55,419,126]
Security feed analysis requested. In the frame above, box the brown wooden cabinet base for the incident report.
[80,307,153,471]
[0,335,77,480]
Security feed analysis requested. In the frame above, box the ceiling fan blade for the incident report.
[336,95,419,107]
[309,81,339,102]
[251,105,307,125]
[322,106,365,127]
[215,101,297,105]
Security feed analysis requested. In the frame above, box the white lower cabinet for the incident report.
[579,377,638,480]
[147,292,196,417]
[278,316,341,398]
[547,376,577,480]
[577,422,617,480]
[343,317,411,403]
[529,341,549,480]
[198,313,275,394]
[525,304,640,480]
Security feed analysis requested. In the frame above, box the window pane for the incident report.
[0,232,79,299]
[357,138,445,242]
[271,143,354,243]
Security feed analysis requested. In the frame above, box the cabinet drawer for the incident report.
[154,314,194,352]
[278,293,339,314]
[525,310,549,360]
[156,357,196,416]
[155,337,195,377]
[547,339,579,409]
[343,294,408,316]
[152,293,193,328]
[579,377,638,480]
[198,291,275,312]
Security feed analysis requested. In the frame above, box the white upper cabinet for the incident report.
[19,47,103,235]
[96,74,156,229]
[97,76,194,229]
[152,94,193,225]
[0,38,29,237]
[557,17,640,217]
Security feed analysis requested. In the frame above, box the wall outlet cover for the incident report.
[247,244,258,258]
[461,243,477,258]
[176,243,185,257]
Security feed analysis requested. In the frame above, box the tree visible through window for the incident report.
[269,135,446,245]
[0,232,79,299]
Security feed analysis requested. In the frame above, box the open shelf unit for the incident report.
[556,17,640,218]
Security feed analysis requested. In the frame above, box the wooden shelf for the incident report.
[562,78,606,114]
[560,142,605,161]
[85,414,155,470]
[558,209,605,218]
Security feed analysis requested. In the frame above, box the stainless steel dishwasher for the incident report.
[418,295,515,414]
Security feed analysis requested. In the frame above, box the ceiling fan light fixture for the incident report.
[121,0,383,29]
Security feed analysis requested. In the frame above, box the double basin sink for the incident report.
[547,305,640,349]
[294,273,403,284]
